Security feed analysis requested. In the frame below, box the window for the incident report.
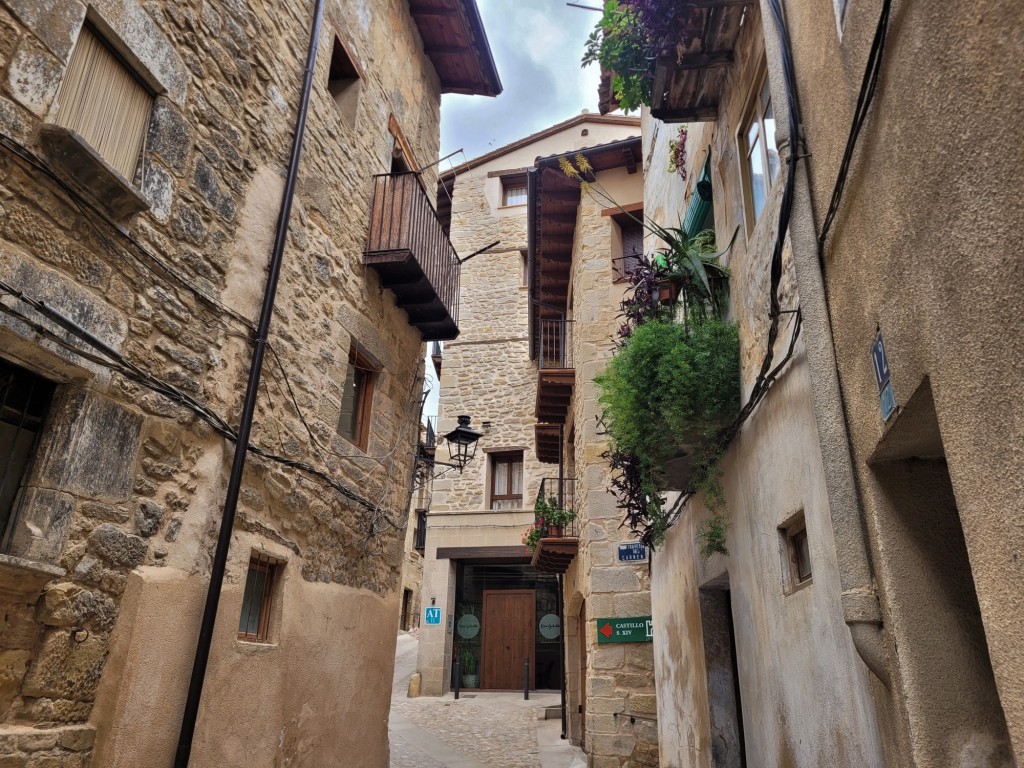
[238,553,282,642]
[780,513,812,593]
[520,249,529,288]
[54,24,154,180]
[739,73,779,232]
[490,452,523,511]
[0,360,55,542]
[337,342,376,450]
[400,589,414,631]
[328,35,361,126]
[616,221,644,281]
[502,177,527,207]
[413,509,427,551]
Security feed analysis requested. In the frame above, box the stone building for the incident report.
[415,113,640,713]
[0,0,497,765]
[528,136,660,766]
[602,0,1023,766]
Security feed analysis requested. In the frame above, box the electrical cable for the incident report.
[817,0,892,247]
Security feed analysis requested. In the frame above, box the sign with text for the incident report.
[617,543,648,562]
[597,616,653,644]
[424,607,441,625]
[871,331,897,421]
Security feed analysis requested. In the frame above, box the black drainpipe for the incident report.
[173,1,325,764]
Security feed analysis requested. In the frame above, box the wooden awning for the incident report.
[648,1,752,122]
[408,0,502,97]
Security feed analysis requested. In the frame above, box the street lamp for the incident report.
[443,415,483,470]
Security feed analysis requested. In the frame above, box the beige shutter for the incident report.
[54,26,153,179]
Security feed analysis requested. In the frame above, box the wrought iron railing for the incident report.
[535,477,578,538]
[423,415,437,450]
[413,509,427,551]
[537,319,573,370]
[431,341,443,359]
[365,172,460,327]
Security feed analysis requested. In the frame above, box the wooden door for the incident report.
[578,602,587,740]
[481,589,535,689]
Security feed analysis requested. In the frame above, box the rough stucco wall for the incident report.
[783,0,1024,763]
[0,0,443,761]
[643,4,883,766]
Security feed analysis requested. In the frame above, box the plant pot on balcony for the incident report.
[657,278,680,306]
[546,524,564,538]
[462,673,480,689]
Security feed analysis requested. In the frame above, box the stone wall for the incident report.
[0,0,446,763]
[559,168,658,768]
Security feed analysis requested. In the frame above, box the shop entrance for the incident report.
[482,589,535,689]
[453,562,560,690]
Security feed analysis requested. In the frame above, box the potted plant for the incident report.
[523,521,546,553]
[459,646,479,689]
[533,495,576,537]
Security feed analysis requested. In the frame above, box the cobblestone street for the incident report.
[389,634,584,768]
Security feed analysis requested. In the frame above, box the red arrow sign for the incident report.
[599,623,614,638]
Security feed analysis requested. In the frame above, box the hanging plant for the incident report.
[667,126,688,180]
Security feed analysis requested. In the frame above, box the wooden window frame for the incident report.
[489,451,523,510]
[501,176,528,207]
[780,512,812,594]
[609,207,644,283]
[737,65,780,236]
[237,553,281,643]
[337,343,376,451]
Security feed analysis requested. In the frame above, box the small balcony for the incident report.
[365,173,461,341]
[531,477,578,574]
[535,319,574,460]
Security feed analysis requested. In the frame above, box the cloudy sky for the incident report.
[438,0,604,163]
[423,1,604,419]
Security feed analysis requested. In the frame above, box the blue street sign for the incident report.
[871,332,890,392]
[618,543,647,562]
[424,607,441,625]
[880,381,897,421]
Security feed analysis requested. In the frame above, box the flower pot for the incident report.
[657,279,680,305]
[547,524,564,538]
[462,674,479,688]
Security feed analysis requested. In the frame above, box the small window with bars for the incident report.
[490,452,523,511]
[0,360,55,543]
[54,24,155,181]
[238,552,282,643]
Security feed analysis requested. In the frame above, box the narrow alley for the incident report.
[389,632,584,768]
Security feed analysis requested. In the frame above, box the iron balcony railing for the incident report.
[535,477,577,538]
[413,509,427,551]
[537,319,573,370]
[365,172,460,338]
[423,415,437,450]
[431,341,443,359]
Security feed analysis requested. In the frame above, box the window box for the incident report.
[39,124,150,221]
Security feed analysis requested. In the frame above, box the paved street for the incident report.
[389,633,585,768]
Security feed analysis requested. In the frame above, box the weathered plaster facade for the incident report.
[0,0,495,764]
[642,4,884,766]
[417,114,641,702]
[774,0,1024,764]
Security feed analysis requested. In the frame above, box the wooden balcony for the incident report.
[365,173,461,341]
[531,478,578,574]
[648,1,752,123]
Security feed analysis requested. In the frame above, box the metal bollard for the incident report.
[523,658,530,700]
[454,659,460,700]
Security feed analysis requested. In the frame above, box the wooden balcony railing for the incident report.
[365,173,461,341]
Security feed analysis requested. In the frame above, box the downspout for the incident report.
[173,2,326,764]
[759,0,891,685]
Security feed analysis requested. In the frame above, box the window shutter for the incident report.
[54,26,153,179]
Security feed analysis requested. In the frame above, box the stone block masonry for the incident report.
[0,0,458,763]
